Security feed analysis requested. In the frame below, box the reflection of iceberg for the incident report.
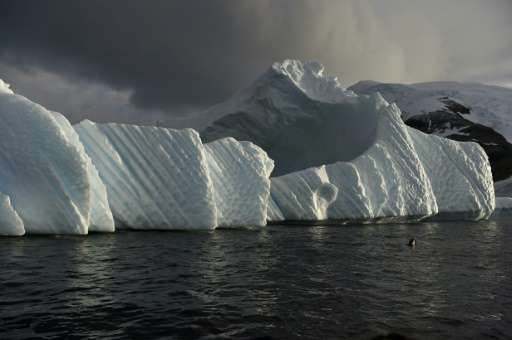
[201,60,495,222]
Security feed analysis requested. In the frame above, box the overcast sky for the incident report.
[1,0,511,124]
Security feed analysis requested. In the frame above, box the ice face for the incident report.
[201,60,378,177]
[74,121,217,230]
[270,165,337,221]
[50,112,115,232]
[410,129,495,220]
[200,60,495,222]
[205,138,274,227]
[0,87,114,234]
[74,122,275,229]
[270,94,439,222]
[0,193,25,236]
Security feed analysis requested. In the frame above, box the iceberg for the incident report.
[0,59,497,234]
[201,60,495,222]
[269,94,438,222]
[0,193,25,236]
[74,121,273,229]
[205,138,274,227]
[0,81,114,234]
[74,121,217,230]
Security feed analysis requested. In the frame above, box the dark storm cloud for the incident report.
[0,0,511,121]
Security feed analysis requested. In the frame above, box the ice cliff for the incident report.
[201,60,495,222]
[0,60,497,235]
[0,80,272,234]
[0,80,114,235]
[74,122,273,230]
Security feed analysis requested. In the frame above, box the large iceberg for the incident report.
[74,121,273,229]
[0,80,114,234]
[0,59,497,234]
[200,60,495,222]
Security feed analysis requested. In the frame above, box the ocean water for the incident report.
[1,220,511,340]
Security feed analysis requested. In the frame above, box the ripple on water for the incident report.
[0,221,511,339]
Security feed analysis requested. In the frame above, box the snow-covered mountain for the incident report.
[350,81,512,181]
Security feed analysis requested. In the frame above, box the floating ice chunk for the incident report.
[0,193,25,236]
[75,121,217,230]
[205,138,274,227]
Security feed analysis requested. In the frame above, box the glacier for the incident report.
[0,80,114,234]
[200,60,495,222]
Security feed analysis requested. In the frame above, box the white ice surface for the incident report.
[410,129,495,220]
[75,121,217,230]
[270,94,440,222]
[51,113,115,232]
[0,86,113,234]
[0,193,25,236]
[205,138,274,227]
[197,60,494,222]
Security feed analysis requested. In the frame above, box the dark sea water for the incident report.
[1,220,511,340]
